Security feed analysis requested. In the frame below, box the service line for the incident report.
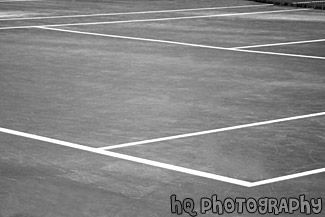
[98,112,325,150]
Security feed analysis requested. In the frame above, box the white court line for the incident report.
[0,8,309,30]
[34,8,311,28]
[0,4,272,21]
[0,127,253,187]
[233,48,325,60]
[38,26,325,63]
[232,38,325,49]
[0,0,39,1]
[37,26,229,50]
[250,168,325,187]
[98,112,325,150]
[0,127,324,187]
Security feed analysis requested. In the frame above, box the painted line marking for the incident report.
[0,127,324,187]
[294,1,325,4]
[0,127,253,187]
[250,168,325,187]
[97,112,325,150]
[232,38,325,49]
[0,8,309,30]
[37,26,229,49]
[37,26,325,62]
[31,8,311,28]
[0,4,272,21]
[0,0,40,2]
[232,48,325,60]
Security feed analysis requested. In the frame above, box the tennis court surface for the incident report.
[0,0,324,216]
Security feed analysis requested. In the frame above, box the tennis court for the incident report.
[0,0,324,216]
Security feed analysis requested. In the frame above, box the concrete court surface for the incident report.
[0,0,324,216]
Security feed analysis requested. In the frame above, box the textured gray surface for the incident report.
[0,0,324,216]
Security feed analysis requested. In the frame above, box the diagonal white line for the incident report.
[0,25,38,30]
[37,26,325,60]
[232,38,325,49]
[0,127,253,187]
[250,168,325,187]
[0,8,309,30]
[0,4,272,21]
[0,0,40,2]
[232,48,325,60]
[98,112,325,150]
[37,26,229,49]
[37,8,311,28]
[0,127,324,187]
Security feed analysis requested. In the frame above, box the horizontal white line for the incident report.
[232,38,325,49]
[0,127,324,187]
[0,8,309,30]
[233,48,325,60]
[0,127,253,187]
[0,4,271,21]
[38,26,324,60]
[99,112,325,150]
